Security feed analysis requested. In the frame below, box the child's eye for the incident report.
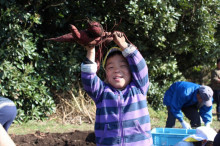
[107,66,114,70]
[121,65,128,68]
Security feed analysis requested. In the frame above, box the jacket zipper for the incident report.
[118,92,124,146]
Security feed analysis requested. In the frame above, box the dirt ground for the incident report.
[10,130,96,146]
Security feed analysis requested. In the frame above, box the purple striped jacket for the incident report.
[81,45,153,146]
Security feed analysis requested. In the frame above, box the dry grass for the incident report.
[53,87,96,125]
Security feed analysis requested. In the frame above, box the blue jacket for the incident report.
[163,81,212,124]
[81,45,153,146]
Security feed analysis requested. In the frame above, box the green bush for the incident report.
[0,61,56,122]
[0,3,55,123]
[147,56,185,109]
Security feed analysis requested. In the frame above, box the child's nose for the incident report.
[114,66,120,72]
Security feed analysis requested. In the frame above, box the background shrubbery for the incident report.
[0,0,219,122]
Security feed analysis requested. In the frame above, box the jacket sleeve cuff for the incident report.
[81,63,97,73]
[122,44,136,57]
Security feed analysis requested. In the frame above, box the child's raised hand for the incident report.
[84,44,95,51]
[113,31,128,50]
[84,44,96,62]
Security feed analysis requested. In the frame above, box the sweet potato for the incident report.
[44,33,74,42]
[87,21,104,37]
[45,21,111,47]
[45,20,116,71]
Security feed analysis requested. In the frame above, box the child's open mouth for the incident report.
[114,76,123,81]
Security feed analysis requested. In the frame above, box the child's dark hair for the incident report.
[104,51,122,68]
[217,58,220,64]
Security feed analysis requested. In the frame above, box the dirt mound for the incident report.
[10,130,96,146]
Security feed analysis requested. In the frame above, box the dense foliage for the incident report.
[0,0,219,122]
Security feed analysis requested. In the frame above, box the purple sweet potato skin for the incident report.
[87,21,104,38]
[45,33,74,42]
[45,22,113,47]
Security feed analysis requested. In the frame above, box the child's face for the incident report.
[105,54,131,90]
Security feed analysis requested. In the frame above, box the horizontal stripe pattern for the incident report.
[95,107,149,123]
[128,50,149,95]
[96,138,153,146]
[95,131,152,146]
[81,47,152,145]
[95,115,150,131]
[96,99,147,116]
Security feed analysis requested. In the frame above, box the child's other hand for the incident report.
[113,31,128,50]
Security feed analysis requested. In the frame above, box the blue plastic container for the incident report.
[151,128,196,146]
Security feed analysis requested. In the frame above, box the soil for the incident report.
[10,130,96,146]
